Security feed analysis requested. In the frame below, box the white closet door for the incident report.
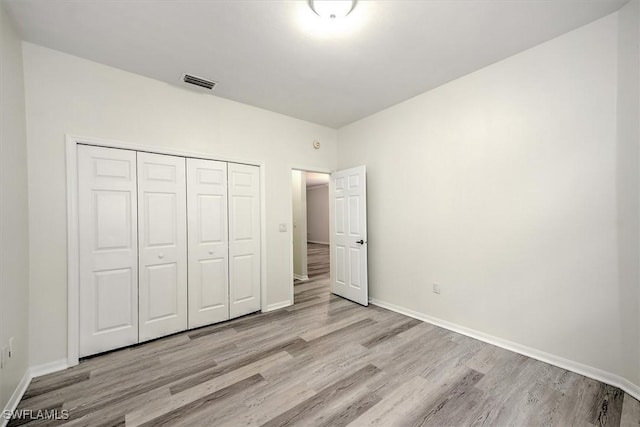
[78,145,138,357]
[228,163,261,318]
[187,158,229,328]
[137,152,188,341]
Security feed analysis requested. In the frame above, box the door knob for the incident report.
[158,253,164,259]
[356,240,364,245]
[209,249,214,255]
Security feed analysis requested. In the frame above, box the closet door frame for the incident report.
[66,135,266,367]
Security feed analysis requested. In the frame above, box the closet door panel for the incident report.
[187,158,229,328]
[228,163,261,318]
[78,145,138,357]
[138,152,188,342]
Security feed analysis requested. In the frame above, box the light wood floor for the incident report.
[10,243,640,426]
[306,243,330,279]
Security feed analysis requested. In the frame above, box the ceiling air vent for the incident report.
[181,73,217,90]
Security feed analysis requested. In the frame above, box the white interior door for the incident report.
[330,165,368,306]
[228,163,261,318]
[186,158,229,328]
[78,145,139,357]
[137,152,188,341]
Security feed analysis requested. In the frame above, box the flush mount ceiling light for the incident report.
[309,0,356,20]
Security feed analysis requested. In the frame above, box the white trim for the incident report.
[291,166,333,175]
[1,359,69,427]
[66,134,267,362]
[29,359,69,378]
[329,172,335,295]
[1,370,31,427]
[619,378,640,402]
[260,163,268,313]
[289,194,294,309]
[307,240,329,245]
[65,138,80,367]
[293,274,309,282]
[369,297,640,402]
[67,134,264,167]
[307,184,329,190]
[265,300,292,312]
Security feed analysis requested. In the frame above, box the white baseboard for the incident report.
[619,378,640,402]
[369,297,640,402]
[265,300,292,312]
[307,241,329,245]
[1,359,69,427]
[29,359,69,378]
[293,274,309,282]
[1,369,31,427]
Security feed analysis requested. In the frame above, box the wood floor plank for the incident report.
[406,368,484,427]
[478,360,559,426]
[302,383,380,427]
[547,375,603,427]
[361,318,422,349]
[303,345,372,392]
[126,352,290,425]
[169,337,306,395]
[59,364,209,423]
[60,387,168,427]
[223,378,317,426]
[587,383,625,426]
[141,374,265,427]
[22,372,91,400]
[347,375,439,426]
[260,364,381,427]
[464,344,516,375]
[231,309,293,332]
[260,342,366,388]
[297,312,374,342]
[295,318,375,349]
[367,326,458,397]
[621,394,640,426]
[315,389,382,427]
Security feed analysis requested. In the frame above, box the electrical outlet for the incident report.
[279,223,287,232]
[8,337,14,358]
[433,283,441,294]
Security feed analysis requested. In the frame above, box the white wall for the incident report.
[307,185,329,245]
[21,43,337,367]
[616,0,640,387]
[0,3,30,411]
[292,170,308,279]
[338,14,627,380]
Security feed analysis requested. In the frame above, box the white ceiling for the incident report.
[5,0,627,128]
[306,172,330,187]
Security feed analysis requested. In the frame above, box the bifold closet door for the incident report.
[187,158,229,328]
[137,152,188,342]
[78,145,139,357]
[228,163,261,318]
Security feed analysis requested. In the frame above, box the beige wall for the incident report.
[306,185,329,245]
[338,14,627,380]
[21,43,337,367]
[0,2,30,411]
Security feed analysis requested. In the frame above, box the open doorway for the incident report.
[291,170,330,303]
